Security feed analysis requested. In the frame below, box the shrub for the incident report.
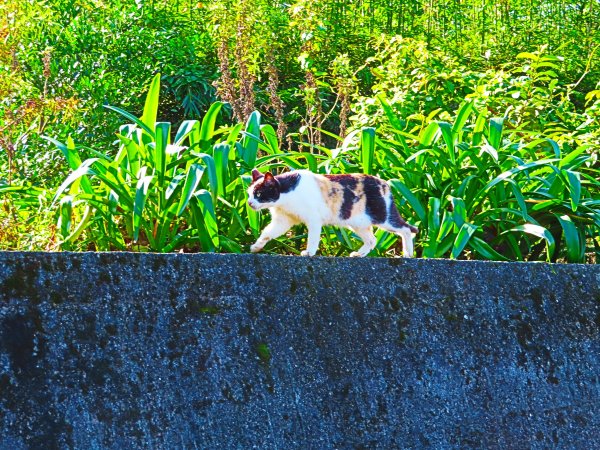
[49,74,322,253]
[364,98,600,262]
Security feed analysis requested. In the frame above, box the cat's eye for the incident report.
[255,192,262,199]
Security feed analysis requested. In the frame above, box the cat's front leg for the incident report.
[349,227,376,257]
[301,221,322,256]
[250,214,295,253]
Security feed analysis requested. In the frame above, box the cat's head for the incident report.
[247,169,281,210]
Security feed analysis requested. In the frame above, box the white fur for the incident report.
[248,170,416,257]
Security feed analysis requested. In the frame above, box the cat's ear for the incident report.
[264,172,278,186]
[263,172,279,186]
[251,169,263,182]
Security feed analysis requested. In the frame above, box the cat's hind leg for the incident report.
[379,223,416,257]
[382,200,418,257]
[349,227,377,257]
[251,214,297,253]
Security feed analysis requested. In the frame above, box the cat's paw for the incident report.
[349,251,366,257]
[250,244,263,253]
[300,250,315,257]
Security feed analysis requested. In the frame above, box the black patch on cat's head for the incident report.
[253,172,281,204]
[277,172,300,194]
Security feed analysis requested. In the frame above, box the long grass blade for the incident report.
[451,222,478,258]
[556,214,584,262]
[487,117,504,150]
[133,167,154,241]
[199,101,223,151]
[194,189,219,249]
[240,111,261,169]
[562,169,581,212]
[177,163,204,216]
[141,73,161,134]
[361,127,375,175]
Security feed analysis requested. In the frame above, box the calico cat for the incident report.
[247,169,418,257]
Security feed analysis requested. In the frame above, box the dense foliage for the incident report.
[1,0,599,262]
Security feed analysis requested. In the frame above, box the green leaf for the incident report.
[423,197,441,258]
[377,94,405,131]
[469,237,509,261]
[154,122,171,193]
[53,158,99,204]
[177,163,205,216]
[175,120,199,146]
[450,196,467,228]
[456,175,478,199]
[437,121,455,164]
[487,117,504,150]
[104,104,155,138]
[240,111,261,169]
[472,110,487,146]
[195,153,218,202]
[225,123,244,147]
[165,173,186,201]
[437,211,455,242]
[63,205,92,244]
[213,143,230,198]
[451,101,474,138]
[517,52,539,60]
[419,122,439,147]
[260,124,280,154]
[44,136,93,194]
[546,138,561,158]
[91,161,134,207]
[361,127,375,175]
[428,197,441,232]
[141,73,161,135]
[562,169,581,212]
[241,176,260,236]
[481,144,498,162]
[58,195,73,239]
[194,189,219,248]
[477,159,559,200]
[451,222,478,259]
[388,179,425,222]
[199,101,223,151]
[43,136,80,169]
[133,167,154,241]
[556,214,584,262]
[506,180,530,221]
[509,224,555,260]
[559,145,589,169]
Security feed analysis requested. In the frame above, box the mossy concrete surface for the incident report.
[1,252,599,448]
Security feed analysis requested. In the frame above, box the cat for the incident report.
[247,169,418,257]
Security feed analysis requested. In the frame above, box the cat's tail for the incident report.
[388,201,418,234]
[406,223,419,234]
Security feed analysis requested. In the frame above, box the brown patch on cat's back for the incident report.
[323,174,363,220]
[316,175,345,213]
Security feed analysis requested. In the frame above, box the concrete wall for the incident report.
[1,252,599,449]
